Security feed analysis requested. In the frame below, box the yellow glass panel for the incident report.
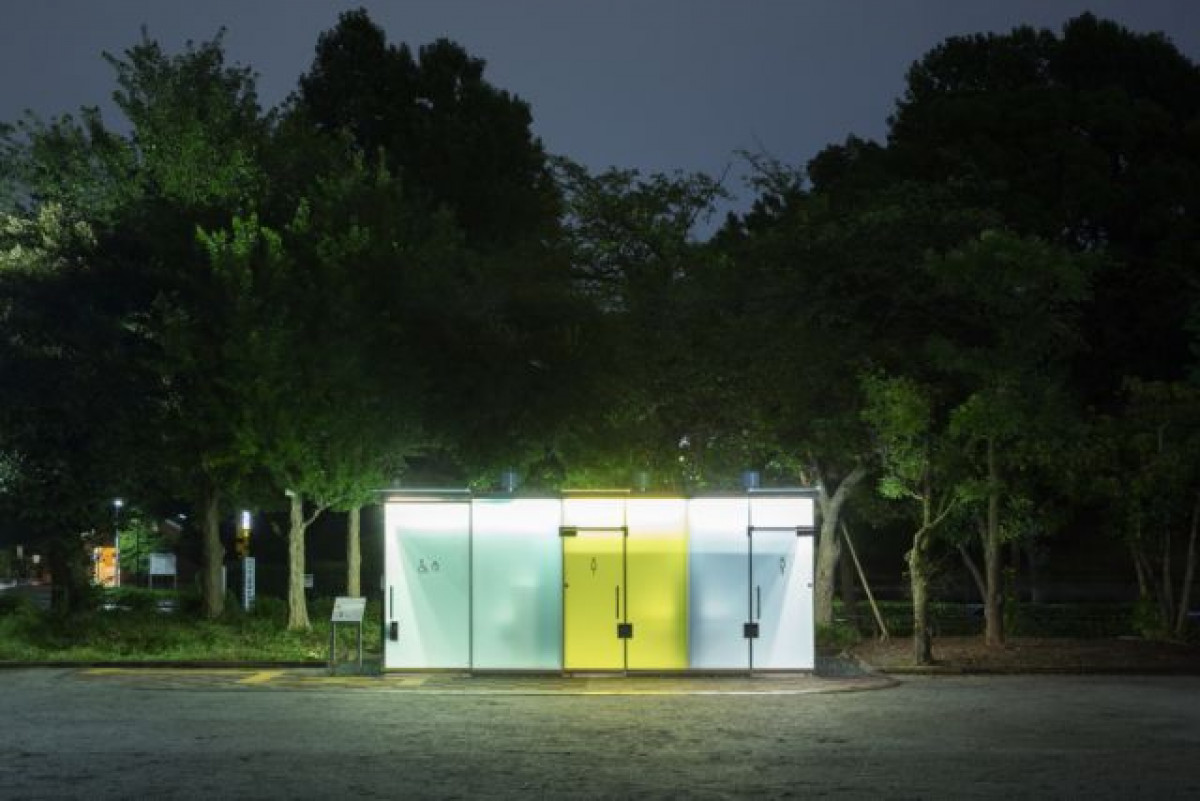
[626,499,688,670]
[563,532,625,670]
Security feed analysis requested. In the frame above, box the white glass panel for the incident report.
[385,501,471,669]
[471,499,562,670]
[687,497,749,669]
[561,496,626,529]
[749,494,814,529]
[752,529,814,670]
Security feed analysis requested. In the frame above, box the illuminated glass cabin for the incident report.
[382,489,815,672]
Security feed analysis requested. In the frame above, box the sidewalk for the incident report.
[58,653,897,695]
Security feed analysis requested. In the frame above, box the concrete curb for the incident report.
[0,660,325,669]
[876,664,1200,676]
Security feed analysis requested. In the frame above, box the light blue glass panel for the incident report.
[687,498,750,669]
[471,499,563,670]
[752,528,815,670]
[387,502,471,669]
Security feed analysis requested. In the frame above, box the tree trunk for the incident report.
[287,492,311,631]
[983,437,1004,647]
[1131,543,1146,597]
[201,483,224,619]
[909,525,934,665]
[1026,543,1046,604]
[1175,490,1200,638]
[813,465,867,627]
[48,534,91,615]
[1161,527,1174,627]
[346,504,362,598]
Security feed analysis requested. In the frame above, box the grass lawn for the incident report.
[0,589,381,662]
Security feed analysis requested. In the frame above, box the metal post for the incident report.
[112,499,124,589]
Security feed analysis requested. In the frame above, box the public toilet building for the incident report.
[382,489,816,673]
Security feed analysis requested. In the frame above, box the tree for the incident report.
[1,31,275,616]
[108,33,272,618]
[888,13,1200,400]
[551,158,731,489]
[928,232,1089,645]
[717,156,996,628]
[0,205,152,611]
[1090,381,1200,638]
[298,9,558,250]
[862,373,963,664]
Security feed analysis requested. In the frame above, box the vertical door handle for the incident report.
[756,586,761,620]
[615,586,621,618]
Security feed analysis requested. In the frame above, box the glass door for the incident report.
[562,530,626,670]
[749,493,816,670]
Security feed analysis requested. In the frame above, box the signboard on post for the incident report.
[303,573,314,590]
[329,596,367,673]
[148,553,176,576]
[331,596,367,623]
[241,556,256,612]
[146,552,177,591]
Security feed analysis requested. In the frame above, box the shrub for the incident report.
[817,621,861,650]
[250,595,287,622]
[0,592,38,616]
[105,587,169,613]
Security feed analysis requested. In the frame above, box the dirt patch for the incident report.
[850,635,1200,673]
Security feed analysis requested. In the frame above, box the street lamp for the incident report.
[112,498,124,588]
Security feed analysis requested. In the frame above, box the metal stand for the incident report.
[328,596,367,675]
[328,619,364,674]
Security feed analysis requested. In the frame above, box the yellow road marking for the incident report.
[83,668,251,677]
[238,670,284,685]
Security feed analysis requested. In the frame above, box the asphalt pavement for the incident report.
[3,667,1198,799]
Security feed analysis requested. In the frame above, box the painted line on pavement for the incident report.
[83,668,254,677]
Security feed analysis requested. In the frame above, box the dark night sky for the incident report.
[2,1,1197,215]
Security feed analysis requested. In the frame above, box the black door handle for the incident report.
[756,586,761,620]
[615,586,620,619]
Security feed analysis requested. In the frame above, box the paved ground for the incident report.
[4,669,1200,799]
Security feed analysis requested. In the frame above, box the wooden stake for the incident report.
[842,522,889,642]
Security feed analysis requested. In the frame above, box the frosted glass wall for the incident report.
[626,498,689,670]
[471,499,562,670]
[750,495,815,670]
[384,501,471,669]
[384,491,815,672]
[687,498,750,669]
